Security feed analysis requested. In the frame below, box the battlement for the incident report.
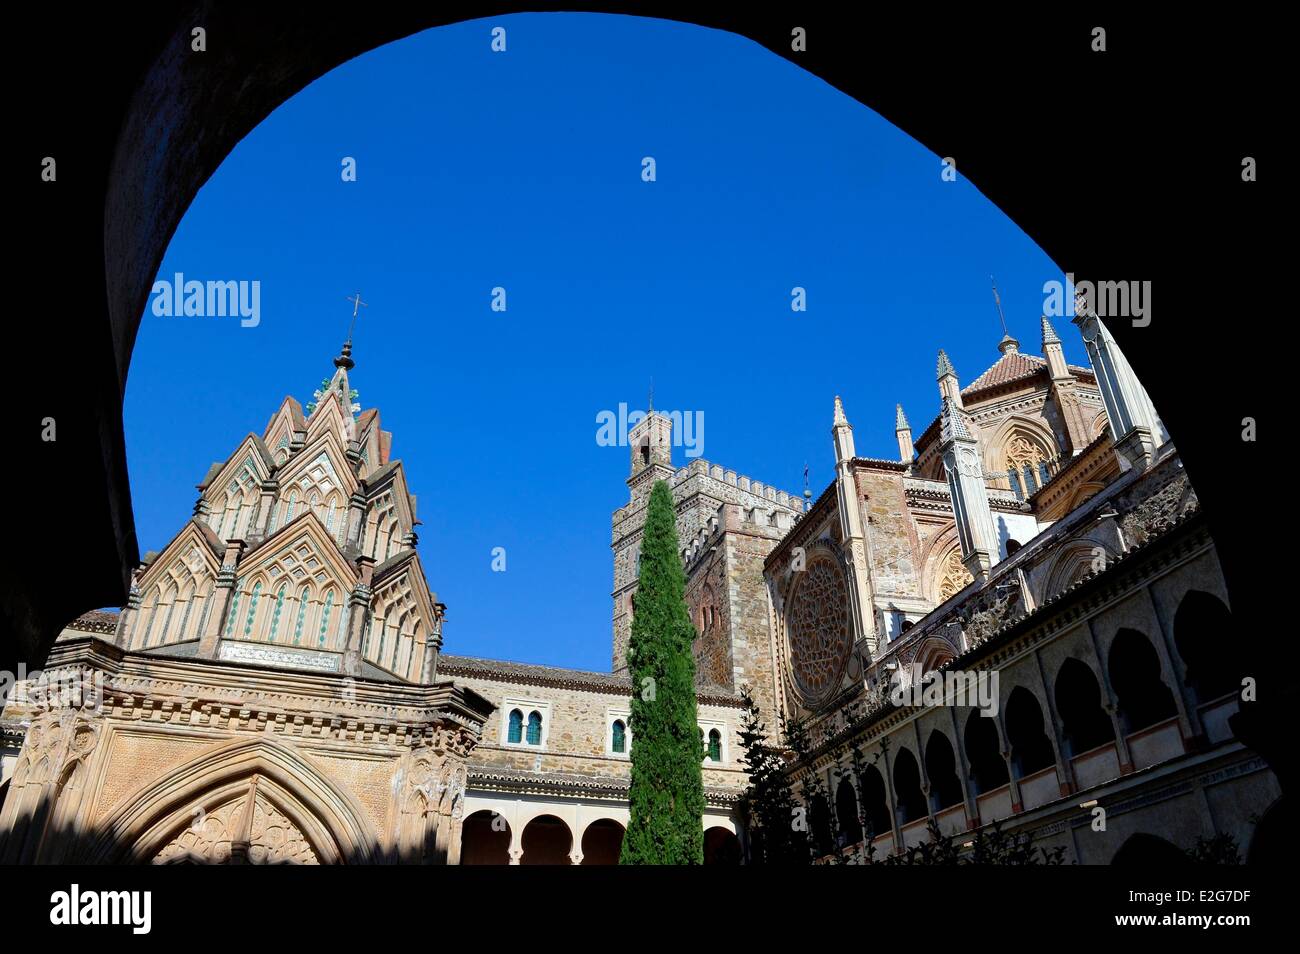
[671,458,806,513]
[680,499,791,570]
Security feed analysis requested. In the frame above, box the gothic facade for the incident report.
[0,299,1277,864]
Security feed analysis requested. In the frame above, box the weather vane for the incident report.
[345,292,368,343]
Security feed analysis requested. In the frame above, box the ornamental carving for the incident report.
[787,557,852,707]
[1119,471,1196,548]
[153,788,319,865]
[937,550,973,602]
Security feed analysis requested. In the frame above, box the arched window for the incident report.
[224,578,245,637]
[1004,687,1056,777]
[268,584,287,641]
[1173,591,1241,704]
[707,729,722,762]
[507,709,523,744]
[317,591,335,648]
[808,794,834,858]
[1054,659,1116,757]
[924,731,964,811]
[243,581,262,637]
[835,778,863,848]
[858,764,891,840]
[1005,538,1022,556]
[526,711,543,746]
[892,748,927,825]
[292,586,311,645]
[1108,629,1177,733]
[964,710,1009,794]
[1004,434,1052,498]
[612,719,627,754]
[139,584,163,648]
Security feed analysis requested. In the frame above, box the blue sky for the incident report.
[124,13,1080,672]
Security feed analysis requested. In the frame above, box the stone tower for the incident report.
[610,407,805,722]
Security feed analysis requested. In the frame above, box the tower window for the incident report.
[612,719,627,754]
[526,711,543,746]
[507,709,523,744]
[706,728,722,762]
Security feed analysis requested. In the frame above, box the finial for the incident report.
[991,277,1019,354]
[895,403,910,431]
[648,377,654,414]
[937,349,956,380]
[1041,314,1061,344]
[803,462,812,500]
[333,340,355,370]
[833,395,848,426]
[345,292,368,343]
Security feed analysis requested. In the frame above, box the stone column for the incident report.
[831,397,878,655]
[246,479,278,544]
[198,540,246,658]
[342,556,375,676]
[940,399,998,580]
[1073,298,1165,471]
[344,490,367,558]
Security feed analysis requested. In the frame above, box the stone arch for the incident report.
[963,708,1008,794]
[1004,686,1056,778]
[79,737,380,865]
[982,414,1059,495]
[460,809,511,865]
[1107,628,1177,734]
[920,525,973,605]
[703,825,742,864]
[579,818,624,865]
[1041,541,1116,601]
[520,814,572,865]
[1173,590,1240,704]
[924,729,964,811]
[891,746,927,825]
[835,776,863,847]
[1053,658,1115,757]
[914,636,957,674]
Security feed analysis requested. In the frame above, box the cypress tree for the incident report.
[620,479,705,864]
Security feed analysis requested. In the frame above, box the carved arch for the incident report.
[79,737,381,865]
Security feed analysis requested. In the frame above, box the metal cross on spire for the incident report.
[345,292,368,343]
[990,276,1009,336]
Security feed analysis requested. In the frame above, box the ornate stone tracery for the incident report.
[937,549,973,602]
[786,557,852,707]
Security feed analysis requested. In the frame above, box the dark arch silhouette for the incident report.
[1111,833,1188,867]
[924,731,964,811]
[703,826,741,865]
[520,814,572,865]
[1247,798,1284,868]
[8,7,1251,677]
[1108,629,1178,733]
[858,764,892,841]
[892,748,927,825]
[461,809,511,865]
[1054,659,1115,757]
[835,778,863,847]
[808,794,834,858]
[1173,591,1241,704]
[1004,687,1056,778]
[580,818,624,865]
[964,710,1009,794]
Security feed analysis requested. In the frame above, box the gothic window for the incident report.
[140,584,162,647]
[507,709,523,744]
[178,582,196,641]
[268,584,287,641]
[937,549,973,602]
[612,719,627,753]
[526,711,543,746]
[224,578,245,636]
[292,586,311,645]
[317,591,334,647]
[1004,434,1052,498]
[786,557,852,708]
[243,581,262,637]
[158,583,178,646]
